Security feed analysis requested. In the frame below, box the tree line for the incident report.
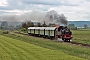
[22,21,56,29]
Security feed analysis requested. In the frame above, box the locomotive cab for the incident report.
[55,26,63,39]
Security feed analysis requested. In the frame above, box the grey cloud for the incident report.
[83,12,90,19]
[0,0,90,21]
[0,0,78,11]
[20,0,78,6]
[0,6,13,10]
[86,0,90,2]
[0,0,27,10]
[20,0,60,6]
[0,15,20,22]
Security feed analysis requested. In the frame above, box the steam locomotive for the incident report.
[27,26,72,42]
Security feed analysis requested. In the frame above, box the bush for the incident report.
[3,31,9,34]
[20,28,27,33]
[21,28,26,31]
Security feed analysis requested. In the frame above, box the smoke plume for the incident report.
[0,10,68,25]
[45,10,68,25]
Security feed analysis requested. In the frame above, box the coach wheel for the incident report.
[63,39,66,42]
[62,38,64,40]
[68,40,70,42]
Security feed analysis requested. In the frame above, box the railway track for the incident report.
[14,32,90,47]
[69,42,90,47]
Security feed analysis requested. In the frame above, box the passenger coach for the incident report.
[28,27,56,39]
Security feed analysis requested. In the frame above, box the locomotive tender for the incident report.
[27,26,72,42]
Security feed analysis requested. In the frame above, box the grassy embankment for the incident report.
[0,35,85,60]
[0,30,90,59]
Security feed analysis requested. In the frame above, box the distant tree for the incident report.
[16,25,22,29]
[48,23,55,27]
[22,20,35,29]
[27,21,34,27]
[22,22,27,29]
[8,25,14,30]
[30,22,34,27]
[27,21,32,27]
[36,22,42,27]
[68,24,75,29]
[1,21,8,29]
[68,24,75,27]
[84,24,88,28]
[42,21,47,27]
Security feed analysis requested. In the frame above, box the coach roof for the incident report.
[45,27,56,30]
[28,27,56,30]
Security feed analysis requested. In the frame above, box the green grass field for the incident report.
[0,35,84,60]
[0,29,90,60]
[72,30,90,44]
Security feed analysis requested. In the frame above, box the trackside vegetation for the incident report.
[0,35,84,60]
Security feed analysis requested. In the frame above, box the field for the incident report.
[0,29,90,60]
[0,35,84,60]
[72,29,90,44]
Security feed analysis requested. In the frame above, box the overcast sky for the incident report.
[0,0,90,21]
